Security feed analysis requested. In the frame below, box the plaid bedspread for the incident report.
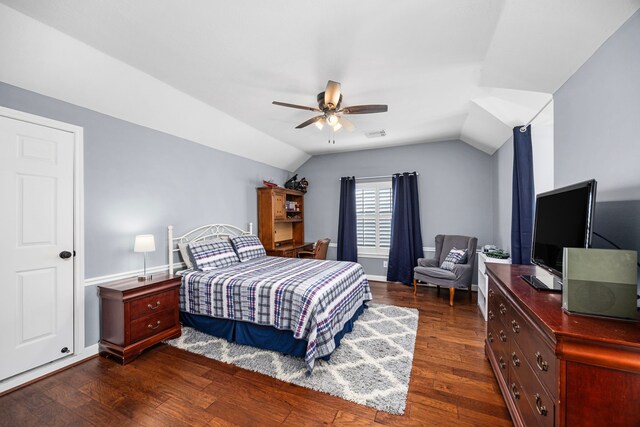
[180,256,372,371]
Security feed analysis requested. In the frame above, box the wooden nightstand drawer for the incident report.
[130,309,177,343]
[130,289,177,320]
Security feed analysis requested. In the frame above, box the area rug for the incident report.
[166,303,418,414]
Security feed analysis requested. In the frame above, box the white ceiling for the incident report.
[1,0,639,169]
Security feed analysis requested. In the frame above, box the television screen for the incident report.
[531,180,597,277]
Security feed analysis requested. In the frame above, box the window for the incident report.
[355,180,392,254]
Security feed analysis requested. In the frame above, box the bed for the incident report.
[168,224,372,371]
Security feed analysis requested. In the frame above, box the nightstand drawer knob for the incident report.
[148,320,161,330]
[148,301,161,310]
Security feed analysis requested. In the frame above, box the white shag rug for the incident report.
[166,303,418,414]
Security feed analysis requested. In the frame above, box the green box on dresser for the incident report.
[563,248,638,319]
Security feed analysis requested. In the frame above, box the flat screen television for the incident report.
[524,179,597,291]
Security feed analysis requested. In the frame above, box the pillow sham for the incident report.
[230,235,267,262]
[187,240,240,271]
[178,243,194,269]
[440,247,468,271]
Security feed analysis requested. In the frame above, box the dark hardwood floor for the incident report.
[0,282,512,426]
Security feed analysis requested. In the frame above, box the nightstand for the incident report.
[98,273,181,364]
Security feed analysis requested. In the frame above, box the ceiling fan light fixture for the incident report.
[332,122,343,131]
[326,114,338,126]
[314,120,324,130]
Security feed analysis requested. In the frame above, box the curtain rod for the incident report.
[520,98,553,132]
[338,172,419,181]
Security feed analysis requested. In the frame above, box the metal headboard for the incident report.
[168,223,253,275]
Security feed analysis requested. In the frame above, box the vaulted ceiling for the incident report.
[1,1,638,170]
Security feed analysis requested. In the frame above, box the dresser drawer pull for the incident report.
[499,303,507,315]
[147,301,161,310]
[499,357,506,370]
[511,351,521,367]
[511,383,520,400]
[488,289,494,298]
[534,393,548,416]
[488,332,494,343]
[535,352,549,371]
[499,330,507,342]
[488,310,495,320]
[511,319,520,333]
[148,320,161,330]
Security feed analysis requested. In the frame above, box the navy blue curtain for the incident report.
[337,177,358,262]
[387,172,424,284]
[511,125,535,264]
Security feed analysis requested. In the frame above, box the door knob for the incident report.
[59,251,72,259]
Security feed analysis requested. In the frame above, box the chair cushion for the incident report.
[414,266,456,280]
[440,248,467,271]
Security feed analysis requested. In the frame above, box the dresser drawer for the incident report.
[487,323,509,382]
[510,339,555,427]
[130,309,177,343]
[509,304,558,397]
[488,282,510,329]
[130,289,177,320]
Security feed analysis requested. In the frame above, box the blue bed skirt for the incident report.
[179,302,367,361]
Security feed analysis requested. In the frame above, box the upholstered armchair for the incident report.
[413,235,478,306]
[298,238,331,260]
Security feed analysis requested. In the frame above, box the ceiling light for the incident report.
[332,122,343,131]
[314,120,324,130]
[326,114,338,126]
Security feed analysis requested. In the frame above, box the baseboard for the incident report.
[0,343,99,395]
[367,274,388,282]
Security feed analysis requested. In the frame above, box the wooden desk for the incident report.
[485,263,639,427]
[267,242,314,258]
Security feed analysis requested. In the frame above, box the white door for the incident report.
[0,115,75,381]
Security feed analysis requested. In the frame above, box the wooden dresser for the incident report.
[485,263,640,427]
[98,273,181,364]
[257,186,312,257]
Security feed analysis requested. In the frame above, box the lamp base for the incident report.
[137,274,153,281]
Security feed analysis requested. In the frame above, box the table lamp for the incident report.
[134,234,155,281]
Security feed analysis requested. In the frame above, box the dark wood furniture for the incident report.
[298,238,331,260]
[485,263,640,427]
[266,241,314,258]
[98,273,181,364]
[258,186,312,258]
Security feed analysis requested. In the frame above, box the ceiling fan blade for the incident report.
[295,115,324,129]
[324,81,342,109]
[272,101,321,112]
[339,117,355,131]
[340,104,388,114]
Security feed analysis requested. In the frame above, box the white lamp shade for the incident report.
[134,234,156,253]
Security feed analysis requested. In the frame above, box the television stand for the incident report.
[521,274,562,291]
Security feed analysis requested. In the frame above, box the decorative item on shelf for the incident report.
[298,177,309,193]
[134,234,155,281]
[486,248,510,259]
[284,174,298,189]
[284,174,309,193]
[262,180,279,188]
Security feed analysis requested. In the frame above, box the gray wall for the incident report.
[490,10,640,295]
[294,140,494,277]
[554,10,640,202]
[554,10,640,294]
[0,81,289,346]
[491,136,513,251]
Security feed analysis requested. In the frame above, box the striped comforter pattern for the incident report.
[180,256,372,370]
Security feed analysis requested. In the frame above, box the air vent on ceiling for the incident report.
[364,129,386,138]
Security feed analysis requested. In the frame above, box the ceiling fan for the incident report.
[272,80,388,133]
